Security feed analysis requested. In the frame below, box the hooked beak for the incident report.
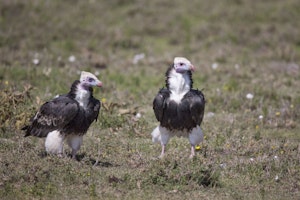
[190,64,195,72]
[97,81,103,87]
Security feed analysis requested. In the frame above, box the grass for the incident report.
[1,0,300,199]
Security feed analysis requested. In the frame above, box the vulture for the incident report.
[22,71,102,159]
[151,57,205,158]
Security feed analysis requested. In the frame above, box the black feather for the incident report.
[22,80,101,137]
[153,67,205,132]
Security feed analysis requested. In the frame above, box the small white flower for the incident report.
[133,53,145,64]
[246,93,254,99]
[212,63,218,70]
[94,71,100,76]
[220,163,226,168]
[68,55,76,62]
[259,115,263,120]
[135,112,142,119]
[274,155,278,160]
[32,58,39,65]
[205,112,215,118]
[250,158,254,162]
[275,175,279,181]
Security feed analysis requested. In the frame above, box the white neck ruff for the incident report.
[168,69,191,103]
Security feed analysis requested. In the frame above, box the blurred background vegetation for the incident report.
[0,0,299,199]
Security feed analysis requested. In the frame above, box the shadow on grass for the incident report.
[37,151,118,167]
[80,156,118,168]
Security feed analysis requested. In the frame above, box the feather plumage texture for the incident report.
[153,88,204,131]
[22,71,102,159]
[151,57,205,158]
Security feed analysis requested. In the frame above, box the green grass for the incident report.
[1,0,300,199]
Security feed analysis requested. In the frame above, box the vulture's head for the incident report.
[173,57,195,73]
[80,71,102,88]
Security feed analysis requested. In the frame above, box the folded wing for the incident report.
[182,89,205,126]
[153,88,170,122]
[23,96,79,137]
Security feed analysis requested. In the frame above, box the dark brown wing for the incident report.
[153,88,170,122]
[22,96,79,137]
[182,89,205,126]
[86,97,101,124]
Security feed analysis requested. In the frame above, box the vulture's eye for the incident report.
[179,63,184,66]
[88,77,95,82]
